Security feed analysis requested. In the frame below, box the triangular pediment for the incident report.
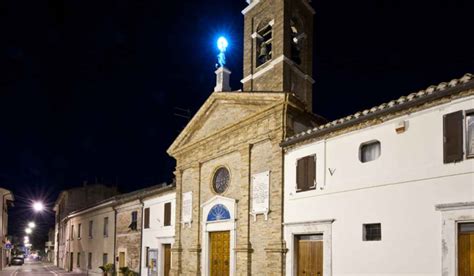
[167,91,286,155]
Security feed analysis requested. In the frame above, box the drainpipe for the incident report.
[138,199,144,276]
[113,206,117,274]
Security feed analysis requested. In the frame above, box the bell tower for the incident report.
[241,0,315,111]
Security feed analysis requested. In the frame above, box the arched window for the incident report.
[207,204,231,222]
[290,19,305,65]
[256,20,273,67]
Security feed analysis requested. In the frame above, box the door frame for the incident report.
[436,202,474,276]
[284,219,334,276]
[201,196,236,276]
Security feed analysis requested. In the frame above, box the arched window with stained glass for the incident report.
[207,204,231,222]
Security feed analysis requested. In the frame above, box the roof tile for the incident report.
[284,73,473,145]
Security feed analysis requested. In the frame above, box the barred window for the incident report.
[363,223,381,241]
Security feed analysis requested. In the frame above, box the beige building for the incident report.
[0,188,13,270]
[167,1,322,275]
[54,184,119,267]
[58,183,175,275]
[65,199,116,275]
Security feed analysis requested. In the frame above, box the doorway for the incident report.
[458,222,474,276]
[69,252,73,271]
[163,245,171,276]
[296,235,323,276]
[209,231,230,276]
[118,252,126,269]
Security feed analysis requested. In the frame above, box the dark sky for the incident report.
[0,0,473,247]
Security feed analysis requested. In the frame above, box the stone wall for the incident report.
[168,91,315,275]
[115,200,142,274]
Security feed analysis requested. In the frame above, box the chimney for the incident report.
[214,67,232,92]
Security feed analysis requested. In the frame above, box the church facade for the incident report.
[167,1,321,275]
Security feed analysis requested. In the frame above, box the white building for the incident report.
[141,190,175,276]
[282,74,474,276]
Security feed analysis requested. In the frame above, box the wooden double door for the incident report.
[210,231,230,276]
[297,235,323,276]
[458,223,474,276]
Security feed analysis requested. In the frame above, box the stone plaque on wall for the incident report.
[250,171,270,221]
[182,191,192,227]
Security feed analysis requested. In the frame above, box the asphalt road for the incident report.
[0,261,85,276]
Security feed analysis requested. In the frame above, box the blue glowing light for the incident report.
[216,36,228,68]
[217,37,228,52]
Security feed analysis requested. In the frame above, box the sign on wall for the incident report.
[250,171,270,221]
[182,191,193,227]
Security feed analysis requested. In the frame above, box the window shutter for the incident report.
[144,208,150,229]
[296,158,306,190]
[443,111,464,163]
[164,202,171,226]
[307,155,316,188]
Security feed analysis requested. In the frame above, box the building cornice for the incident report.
[435,202,474,211]
[241,55,315,84]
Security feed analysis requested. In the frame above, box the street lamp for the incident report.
[32,201,44,212]
[25,228,32,234]
[28,222,36,228]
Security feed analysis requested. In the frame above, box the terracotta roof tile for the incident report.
[283,73,473,145]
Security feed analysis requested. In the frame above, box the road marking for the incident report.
[11,268,19,276]
[43,264,59,276]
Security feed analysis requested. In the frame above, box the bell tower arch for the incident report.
[242,0,315,111]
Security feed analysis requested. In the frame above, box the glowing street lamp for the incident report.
[32,201,44,212]
[25,228,32,234]
[28,222,36,228]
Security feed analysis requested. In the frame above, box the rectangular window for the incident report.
[363,223,382,241]
[144,208,150,229]
[88,252,92,269]
[443,111,464,163]
[103,217,109,237]
[71,225,74,240]
[78,223,81,239]
[88,220,93,239]
[77,252,80,268]
[102,253,108,266]
[129,211,138,230]
[164,202,171,226]
[296,155,316,192]
[466,112,474,158]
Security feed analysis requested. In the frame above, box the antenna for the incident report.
[173,107,191,119]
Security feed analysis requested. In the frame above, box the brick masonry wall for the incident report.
[168,92,315,275]
[115,202,142,274]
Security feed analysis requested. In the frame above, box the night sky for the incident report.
[0,0,473,248]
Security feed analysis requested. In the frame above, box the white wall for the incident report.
[284,96,474,276]
[141,192,175,276]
